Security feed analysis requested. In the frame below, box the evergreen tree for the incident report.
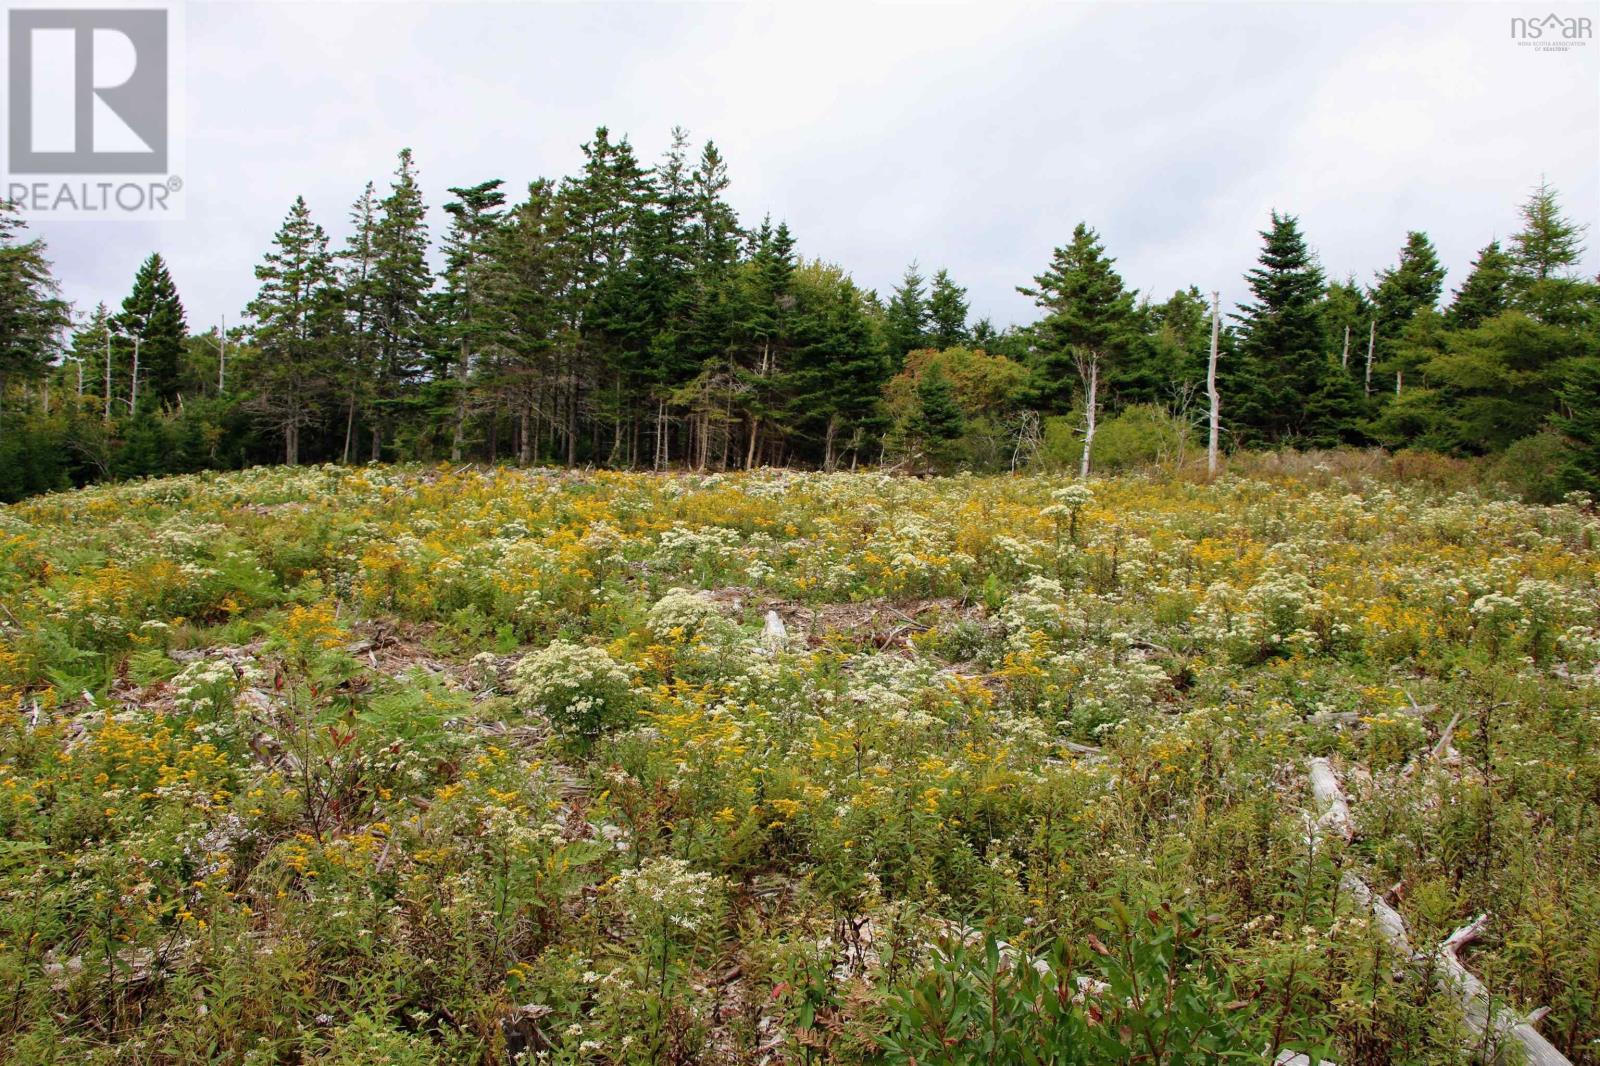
[1447,241,1513,329]
[883,262,930,362]
[927,268,970,349]
[439,179,507,461]
[1510,180,1586,283]
[1301,353,1368,447]
[245,196,341,464]
[113,253,187,412]
[970,317,998,349]
[484,179,573,465]
[368,148,432,459]
[734,218,798,467]
[69,304,113,414]
[1370,231,1445,389]
[1117,287,1211,408]
[562,127,654,464]
[674,138,748,468]
[1320,277,1371,376]
[0,203,70,420]
[783,261,889,469]
[1372,231,1445,331]
[908,361,964,469]
[1020,223,1136,415]
[1379,311,1585,454]
[336,182,381,462]
[1508,182,1589,324]
[1552,357,1600,495]
[1230,212,1327,442]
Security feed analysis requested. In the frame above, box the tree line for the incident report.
[1,127,1596,501]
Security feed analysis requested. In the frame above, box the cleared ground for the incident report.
[0,463,1596,1064]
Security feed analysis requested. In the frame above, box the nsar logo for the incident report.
[1510,11,1593,50]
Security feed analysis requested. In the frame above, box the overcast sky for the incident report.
[31,0,1600,335]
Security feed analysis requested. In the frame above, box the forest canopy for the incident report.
[1,129,1596,501]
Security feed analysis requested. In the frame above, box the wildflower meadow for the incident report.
[0,459,1597,1064]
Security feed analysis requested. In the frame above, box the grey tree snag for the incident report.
[1076,351,1099,480]
[1207,291,1221,478]
[1365,319,1375,396]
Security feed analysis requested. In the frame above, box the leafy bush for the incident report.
[1040,404,1195,474]
[881,903,1262,1064]
[1487,427,1568,503]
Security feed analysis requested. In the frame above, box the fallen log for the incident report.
[1307,760,1570,1065]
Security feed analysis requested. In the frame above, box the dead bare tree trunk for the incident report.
[1364,319,1375,396]
[1341,323,1350,370]
[519,390,532,466]
[103,330,112,421]
[129,337,140,415]
[1207,291,1221,479]
[450,337,469,463]
[214,315,227,396]
[654,398,666,471]
[1306,758,1571,1066]
[1076,351,1099,480]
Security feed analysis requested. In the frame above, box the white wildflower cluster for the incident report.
[645,587,725,639]
[1469,590,1520,622]
[1557,626,1600,676]
[1049,483,1094,510]
[998,576,1082,647]
[465,651,502,691]
[652,524,744,571]
[170,658,241,719]
[512,641,635,739]
[612,855,724,935]
[1045,644,1169,733]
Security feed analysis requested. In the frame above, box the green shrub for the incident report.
[1487,428,1568,503]
[1040,404,1194,474]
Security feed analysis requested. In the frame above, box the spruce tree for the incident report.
[1320,278,1371,375]
[245,197,341,464]
[439,179,508,461]
[114,253,187,412]
[1510,180,1586,283]
[0,203,70,419]
[484,179,572,465]
[908,361,964,469]
[784,261,889,469]
[1020,223,1136,416]
[1508,182,1589,323]
[883,262,930,362]
[336,182,381,462]
[565,128,672,463]
[1553,357,1600,495]
[1447,241,1512,329]
[69,304,113,414]
[928,268,970,349]
[369,148,431,458]
[1120,286,1211,407]
[1229,212,1326,442]
[734,218,798,467]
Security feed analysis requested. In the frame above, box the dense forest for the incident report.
[1,127,1597,501]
